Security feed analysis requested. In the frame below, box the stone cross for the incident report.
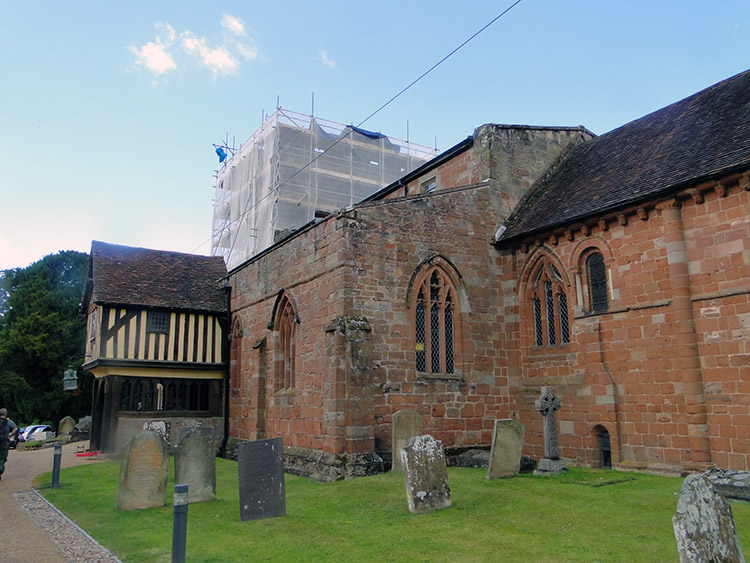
[535,386,561,460]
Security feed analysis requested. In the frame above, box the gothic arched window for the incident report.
[274,295,297,390]
[414,265,459,374]
[530,259,570,347]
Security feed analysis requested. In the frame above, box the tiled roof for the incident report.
[499,68,750,242]
[88,241,228,312]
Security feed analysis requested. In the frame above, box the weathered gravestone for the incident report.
[57,416,76,436]
[175,428,216,503]
[401,435,452,514]
[673,474,745,563]
[177,424,215,444]
[488,419,525,479]
[534,386,565,475]
[704,467,750,502]
[143,420,171,443]
[117,431,170,510]
[76,415,92,432]
[237,438,286,521]
[391,408,422,472]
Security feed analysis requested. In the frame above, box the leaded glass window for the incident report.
[147,310,169,333]
[414,266,458,374]
[533,296,543,346]
[530,258,570,347]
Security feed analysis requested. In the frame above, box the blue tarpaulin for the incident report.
[347,125,386,139]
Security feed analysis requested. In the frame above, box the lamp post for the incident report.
[62,364,78,392]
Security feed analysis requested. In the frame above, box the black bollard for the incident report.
[172,483,189,563]
[51,444,62,488]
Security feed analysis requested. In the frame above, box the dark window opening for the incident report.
[587,252,609,312]
[597,427,612,468]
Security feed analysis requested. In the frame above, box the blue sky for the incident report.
[1,1,749,270]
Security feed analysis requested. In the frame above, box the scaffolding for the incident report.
[211,109,437,270]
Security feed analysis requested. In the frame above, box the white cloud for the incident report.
[315,49,335,69]
[129,18,260,81]
[221,14,246,36]
[129,23,177,76]
[235,42,259,61]
[181,33,238,76]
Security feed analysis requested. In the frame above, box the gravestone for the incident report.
[177,424,215,444]
[237,438,286,521]
[76,415,92,432]
[57,416,76,436]
[400,435,452,514]
[117,431,170,510]
[175,428,216,503]
[673,474,745,563]
[143,420,171,443]
[534,386,565,475]
[391,409,422,472]
[704,468,750,502]
[488,419,525,479]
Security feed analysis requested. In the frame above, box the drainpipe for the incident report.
[219,283,232,457]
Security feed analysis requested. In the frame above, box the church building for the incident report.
[84,69,750,479]
[224,68,750,478]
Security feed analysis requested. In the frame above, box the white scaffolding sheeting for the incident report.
[211,109,437,270]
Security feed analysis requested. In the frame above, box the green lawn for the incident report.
[38,459,750,562]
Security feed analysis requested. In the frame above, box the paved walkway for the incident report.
[0,442,110,563]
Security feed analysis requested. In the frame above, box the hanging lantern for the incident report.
[63,365,78,392]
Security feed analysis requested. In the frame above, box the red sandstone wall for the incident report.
[227,218,354,451]
[348,187,512,453]
[507,173,750,473]
[684,179,750,470]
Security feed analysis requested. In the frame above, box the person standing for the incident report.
[0,408,18,480]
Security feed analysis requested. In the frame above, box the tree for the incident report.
[0,251,90,427]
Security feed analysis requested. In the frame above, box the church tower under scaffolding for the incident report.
[211,109,436,270]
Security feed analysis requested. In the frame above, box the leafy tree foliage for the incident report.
[0,251,90,427]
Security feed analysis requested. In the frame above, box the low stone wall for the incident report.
[221,442,384,482]
[283,446,384,482]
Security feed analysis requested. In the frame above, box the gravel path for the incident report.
[0,442,120,563]
[13,489,120,562]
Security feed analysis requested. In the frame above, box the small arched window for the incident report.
[586,251,608,312]
[530,260,570,347]
[413,265,459,374]
[275,295,297,390]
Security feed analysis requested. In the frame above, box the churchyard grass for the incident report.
[39,458,750,562]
